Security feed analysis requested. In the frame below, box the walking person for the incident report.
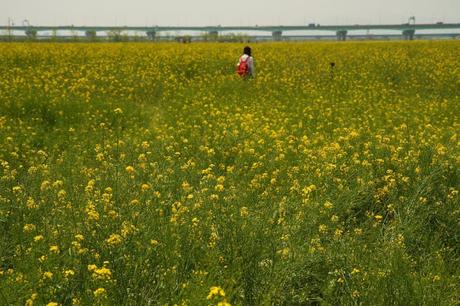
[236,46,255,78]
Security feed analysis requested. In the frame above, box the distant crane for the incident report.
[22,19,37,39]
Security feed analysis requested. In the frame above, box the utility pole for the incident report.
[7,17,12,41]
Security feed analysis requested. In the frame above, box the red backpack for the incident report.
[237,56,250,76]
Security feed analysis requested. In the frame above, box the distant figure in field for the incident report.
[236,46,255,78]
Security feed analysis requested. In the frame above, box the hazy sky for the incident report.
[2,0,460,26]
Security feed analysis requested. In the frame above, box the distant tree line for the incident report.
[0,30,252,43]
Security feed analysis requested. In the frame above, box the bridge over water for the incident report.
[1,23,460,41]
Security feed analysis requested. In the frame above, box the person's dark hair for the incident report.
[243,46,252,57]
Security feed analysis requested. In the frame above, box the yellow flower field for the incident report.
[0,41,459,305]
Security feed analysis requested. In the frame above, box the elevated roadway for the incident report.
[1,23,460,41]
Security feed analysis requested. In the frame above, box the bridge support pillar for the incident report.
[85,30,97,40]
[25,29,37,39]
[208,30,219,40]
[272,31,282,41]
[402,29,415,40]
[336,30,347,41]
[146,31,157,40]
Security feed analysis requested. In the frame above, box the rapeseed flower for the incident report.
[207,286,225,300]
[33,235,44,242]
[42,271,53,280]
[93,287,107,297]
[23,224,36,232]
[64,269,75,278]
[106,234,123,246]
[49,245,60,253]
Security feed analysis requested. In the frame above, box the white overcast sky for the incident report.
[2,0,460,26]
